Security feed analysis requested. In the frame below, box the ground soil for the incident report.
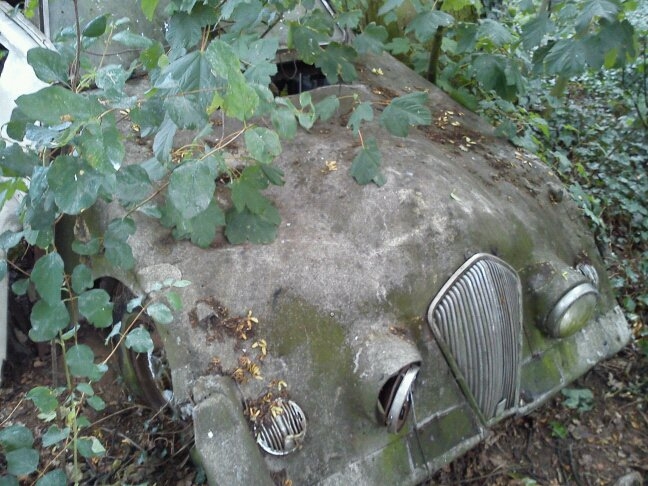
[2,331,646,485]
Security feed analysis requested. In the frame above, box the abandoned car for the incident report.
[0,1,631,484]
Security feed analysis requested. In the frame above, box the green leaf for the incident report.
[0,424,34,450]
[26,48,69,84]
[71,237,101,256]
[576,0,618,33]
[380,92,431,137]
[271,107,297,139]
[115,165,153,204]
[76,383,94,395]
[41,426,70,448]
[77,437,105,458]
[315,43,358,84]
[521,13,555,50]
[225,207,281,244]
[104,218,136,270]
[314,95,339,122]
[146,301,173,325]
[47,155,102,214]
[76,120,124,172]
[259,164,285,186]
[476,19,515,47]
[95,64,134,103]
[155,51,217,129]
[35,468,67,486]
[0,143,40,177]
[378,0,404,16]
[141,0,160,21]
[353,23,388,54]
[125,326,154,353]
[78,289,114,328]
[245,127,281,164]
[87,395,106,411]
[66,344,97,378]
[15,86,103,126]
[543,39,588,77]
[31,253,64,305]
[71,264,93,294]
[26,387,59,414]
[5,448,39,476]
[347,102,373,135]
[168,160,216,219]
[350,137,386,186]
[166,291,183,311]
[230,165,272,214]
[386,37,411,55]
[11,278,29,296]
[405,10,454,43]
[205,38,241,79]
[82,14,109,38]
[112,30,154,49]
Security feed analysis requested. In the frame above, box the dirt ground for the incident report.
[1,329,646,485]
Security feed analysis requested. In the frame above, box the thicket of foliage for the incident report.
[0,0,645,482]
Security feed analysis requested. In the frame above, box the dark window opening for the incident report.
[0,45,7,75]
[271,60,329,96]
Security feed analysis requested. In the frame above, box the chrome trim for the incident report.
[427,254,523,423]
[256,399,307,456]
[545,282,598,336]
[385,364,419,433]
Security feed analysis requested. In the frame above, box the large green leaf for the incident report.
[353,23,388,54]
[5,448,39,476]
[167,160,216,219]
[26,387,59,415]
[76,119,124,172]
[245,127,281,164]
[543,39,588,77]
[30,253,64,306]
[26,48,69,84]
[115,165,153,204]
[225,206,281,244]
[82,14,109,38]
[576,0,619,33]
[15,86,102,126]
[146,301,174,325]
[476,19,515,47]
[29,299,69,342]
[155,51,217,129]
[350,137,386,186]
[35,469,68,486]
[125,326,154,353]
[163,199,225,248]
[0,143,40,177]
[347,102,373,135]
[230,165,275,215]
[66,344,98,378]
[47,155,102,214]
[380,92,431,137]
[104,218,136,270]
[315,43,358,84]
[141,0,160,20]
[41,426,70,448]
[521,13,555,50]
[405,10,454,43]
[0,424,34,450]
[78,289,114,328]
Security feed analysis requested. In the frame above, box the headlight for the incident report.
[545,282,599,338]
[351,331,421,433]
[526,261,600,338]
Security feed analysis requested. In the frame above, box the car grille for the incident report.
[256,399,307,455]
[427,254,522,421]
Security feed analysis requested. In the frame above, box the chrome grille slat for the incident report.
[256,399,307,456]
[428,254,522,421]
